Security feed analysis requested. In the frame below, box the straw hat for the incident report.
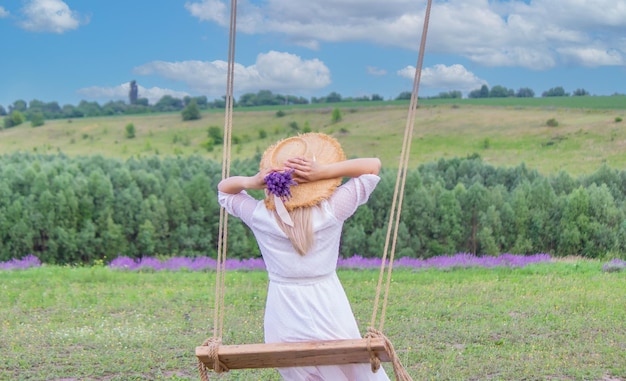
[260,133,346,211]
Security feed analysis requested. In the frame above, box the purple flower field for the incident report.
[0,254,41,270]
[0,253,553,271]
[338,253,552,270]
[602,258,626,273]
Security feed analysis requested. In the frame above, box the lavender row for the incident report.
[5,253,626,272]
[0,254,42,270]
[0,253,549,271]
[107,253,554,271]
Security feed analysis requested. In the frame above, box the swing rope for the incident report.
[197,0,238,380]
[198,0,432,379]
[366,2,433,379]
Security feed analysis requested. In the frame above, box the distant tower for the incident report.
[129,80,138,104]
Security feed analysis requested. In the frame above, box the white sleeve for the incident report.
[328,174,380,221]
[217,191,259,226]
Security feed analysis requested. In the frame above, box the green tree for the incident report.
[138,195,169,254]
[341,224,366,257]
[12,100,27,112]
[182,99,201,121]
[255,90,280,106]
[469,85,489,98]
[62,104,82,118]
[137,220,156,256]
[527,178,558,252]
[572,88,589,96]
[489,85,513,98]
[325,92,342,103]
[163,178,191,235]
[460,182,489,254]
[434,187,464,254]
[395,91,412,100]
[558,187,589,256]
[516,87,535,97]
[102,100,128,115]
[542,86,569,97]
[76,100,103,117]
[477,203,505,255]
[4,111,25,128]
[154,95,184,112]
[5,200,33,259]
[30,112,45,127]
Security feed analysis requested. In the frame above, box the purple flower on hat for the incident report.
[265,169,298,201]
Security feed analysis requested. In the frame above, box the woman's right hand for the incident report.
[285,156,323,184]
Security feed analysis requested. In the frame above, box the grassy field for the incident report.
[1,97,625,176]
[2,98,626,381]
[1,260,625,380]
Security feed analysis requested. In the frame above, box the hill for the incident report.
[1,97,625,176]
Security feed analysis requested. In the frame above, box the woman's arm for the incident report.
[217,170,269,194]
[218,157,380,194]
[285,157,381,184]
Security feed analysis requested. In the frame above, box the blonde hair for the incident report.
[273,206,316,256]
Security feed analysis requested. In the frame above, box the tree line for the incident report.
[2,84,606,129]
[464,85,591,99]
[1,152,624,265]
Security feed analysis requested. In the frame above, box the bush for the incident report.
[546,118,559,127]
[200,139,214,151]
[3,111,25,128]
[615,116,623,123]
[331,107,342,123]
[275,110,285,118]
[30,112,45,127]
[125,123,136,139]
[207,126,223,144]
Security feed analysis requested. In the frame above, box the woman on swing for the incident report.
[218,132,390,381]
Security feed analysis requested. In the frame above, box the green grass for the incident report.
[1,261,625,380]
[2,100,626,176]
[419,95,626,110]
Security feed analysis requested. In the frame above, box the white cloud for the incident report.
[0,6,9,18]
[77,82,190,106]
[133,51,331,96]
[185,0,626,70]
[557,47,624,67]
[398,64,487,94]
[19,0,85,33]
[185,0,263,34]
[367,66,387,76]
[184,0,228,26]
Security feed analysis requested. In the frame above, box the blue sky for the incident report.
[1,0,625,108]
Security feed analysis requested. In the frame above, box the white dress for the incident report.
[218,174,390,381]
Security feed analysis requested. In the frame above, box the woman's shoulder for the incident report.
[341,174,380,190]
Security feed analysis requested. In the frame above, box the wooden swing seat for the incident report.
[196,337,390,370]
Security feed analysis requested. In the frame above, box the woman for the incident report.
[218,133,390,381]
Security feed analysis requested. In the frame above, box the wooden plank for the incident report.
[196,338,390,370]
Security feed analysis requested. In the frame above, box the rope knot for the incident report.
[366,328,414,381]
[365,328,383,372]
[197,336,229,381]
